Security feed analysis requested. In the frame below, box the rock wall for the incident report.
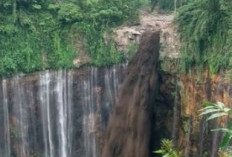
[155,68,232,157]
[176,70,232,157]
[113,11,180,59]
[111,10,231,157]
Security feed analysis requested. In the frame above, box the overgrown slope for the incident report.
[0,0,144,76]
[176,0,232,73]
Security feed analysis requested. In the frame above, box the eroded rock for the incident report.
[113,11,180,59]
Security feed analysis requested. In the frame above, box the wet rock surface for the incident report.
[0,65,127,157]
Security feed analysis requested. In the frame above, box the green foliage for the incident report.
[76,0,140,67]
[176,0,232,73]
[0,0,144,76]
[58,2,83,23]
[0,56,16,76]
[151,0,192,11]
[200,102,232,155]
[85,34,125,66]
[202,101,214,107]
[200,102,231,121]
[128,43,138,59]
[182,118,190,133]
[154,139,182,157]
[48,32,76,69]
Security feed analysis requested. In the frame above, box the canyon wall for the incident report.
[113,11,228,157]
[0,11,230,157]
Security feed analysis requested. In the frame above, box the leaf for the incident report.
[223,108,231,113]
[206,112,228,121]
[200,108,222,115]
[216,102,225,109]
[220,133,231,149]
[163,154,170,157]
[220,123,232,150]
[153,150,165,154]
[212,128,231,133]
[32,4,42,10]
[199,105,215,111]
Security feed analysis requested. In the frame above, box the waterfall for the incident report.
[56,70,69,157]
[12,76,29,157]
[211,78,224,157]
[40,70,74,157]
[81,66,125,157]
[40,71,54,157]
[82,67,98,157]
[0,64,126,157]
[0,80,11,157]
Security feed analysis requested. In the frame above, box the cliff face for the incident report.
[152,69,232,157]
[0,11,230,157]
[112,10,231,157]
[113,11,180,59]
[175,70,232,157]
[102,31,160,157]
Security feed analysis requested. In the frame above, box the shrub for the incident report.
[58,2,83,23]
[154,139,182,157]
[176,0,232,73]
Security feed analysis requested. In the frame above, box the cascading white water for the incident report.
[105,68,114,109]
[81,65,126,157]
[1,79,11,157]
[12,76,29,157]
[0,64,126,157]
[57,70,68,157]
[67,71,73,157]
[82,67,98,157]
[40,70,73,157]
[40,71,54,157]
[211,78,224,157]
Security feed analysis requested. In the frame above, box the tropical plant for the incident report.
[154,139,182,157]
[200,102,232,155]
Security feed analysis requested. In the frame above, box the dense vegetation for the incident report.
[150,0,192,11]
[176,0,232,73]
[0,0,145,76]
[2,0,232,76]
